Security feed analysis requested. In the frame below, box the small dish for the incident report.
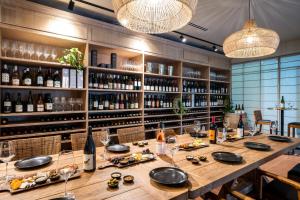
[132,141,138,146]
[107,178,119,188]
[143,141,148,145]
[111,172,122,179]
[191,158,200,165]
[119,159,129,165]
[123,175,134,183]
[128,157,135,163]
[186,155,194,161]
[138,142,144,147]
[199,156,207,162]
[35,176,48,184]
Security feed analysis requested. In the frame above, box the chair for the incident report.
[71,131,107,151]
[11,136,61,160]
[288,122,300,138]
[253,110,274,134]
[184,126,194,135]
[164,128,177,138]
[117,126,145,144]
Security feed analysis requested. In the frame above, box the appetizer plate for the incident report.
[149,167,188,186]
[106,144,130,153]
[268,135,291,142]
[244,142,271,151]
[212,151,243,164]
[14,156,52,170]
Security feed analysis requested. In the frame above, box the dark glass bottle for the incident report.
[53,70,61,88]
[44,93,53,112]
[1,64,10,85]
[26,91,34,112]
[12,65,20,86]
[36,67,44,86]
[46,69,53,87]
[37,94,44,112]
[15,93,23,113]
[209,116,217,144]
[237,114,244,138]
[84,126,96,172]
[22,68,32,86]
[3,93,12,113]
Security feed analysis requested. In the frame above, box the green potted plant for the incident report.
[173,97,186,115]
[58,48,84,70]
[223,95,234,114]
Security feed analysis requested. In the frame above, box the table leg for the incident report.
[281,110,284,136]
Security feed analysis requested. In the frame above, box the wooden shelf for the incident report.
[1,120,86,128]
[185,106,208,109]
[89,89,142,93]
[0,111,85,117]
[182,77,208,81]
[0,129,86,140]
[210,80,230,83]
[210,111,223,113]
[92,123,143,130]
[144,91,180,94]
[210,93,229,95]
[210,106,225,108]
[89,109,142,113]
[145,119,181,125]
[88,66,143,75]
[183,112,208,115]
[182,117,209,122]
[182,92,209,95]
[145,125,181,133]
[144,72,180,79]
[144,114,178,118]
[89,116,142,122]
[144,108,174,111]
[0,85,85,91]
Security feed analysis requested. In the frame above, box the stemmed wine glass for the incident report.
[43,47,50,61]
[68,98,75,111]
[51,48,58,61]
[18,42,27,59]
[100,129,110,160]
[167,137,179,167]
[0,141,15,182]
[27,43,35,60]
[11,41,18,58]
[193,120,201,134]
[57,150,76,199]
[36,45,43,60]
[271,121,279,135]
[75,98,83,111]
[1,39,10,57]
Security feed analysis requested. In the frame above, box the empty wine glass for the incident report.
[61,97,67,111]
[0,141,15,182]
[43,46,50,61]
[35,45,43,60]
[27,43,35,60]
[193,120,201,133]
[18,41,27,58]
[51,47,58,61]
[76,98,83,111]
[68,97,75,111]
[1,39,10,57]
[11,41,18,58]
[57,150,76,199]
[223,118,230,131]
[167,137,179,167]
[53,97,61,112]
[100,129,110,160]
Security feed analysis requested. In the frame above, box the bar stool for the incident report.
[288,122,300,138]
[254,110,274,134]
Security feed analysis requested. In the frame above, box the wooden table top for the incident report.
[1,134,299,200]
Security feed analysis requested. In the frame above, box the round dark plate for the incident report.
[149,167,188,186]
[212,151,243,163]
[268,135,291,142]
[190,131,208,138]
[14,156,52,170]
[106,144,130,153]
[244,142,271,151]
[49,198,75,200]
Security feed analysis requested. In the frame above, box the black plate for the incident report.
[212,151,243,163]
[244,142,271,151]
[49,198,75,200]
[14,156,52,170]
[190,131,208,138]
[268,135,291,142]
[106,144,130,153]
[149,167,188,186]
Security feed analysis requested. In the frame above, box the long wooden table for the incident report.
[1,134,299,200]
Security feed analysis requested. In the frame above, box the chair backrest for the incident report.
[164,129,177,138]
[184,127,194,135]
[254,110,263,122]
[117,126,145,144]
[71,131,107,151]
[11,136,61,160]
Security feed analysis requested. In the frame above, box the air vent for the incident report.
[188,22,208,31]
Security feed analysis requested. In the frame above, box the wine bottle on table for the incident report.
[237,114,244,138]
[84,126,96,172]
[156,122,166,155]
[209,116,217,144]
[280,96,285,109]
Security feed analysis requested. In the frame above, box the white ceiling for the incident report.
[41,0,300,46]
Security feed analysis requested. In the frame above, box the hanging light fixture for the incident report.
[112,0,198,34]
[223,0,280,58]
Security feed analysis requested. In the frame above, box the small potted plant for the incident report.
[173,97,186,115]
[58,48,84,70]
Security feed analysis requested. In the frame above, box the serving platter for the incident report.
[149,167,188,186]
[268,135,291,142]
[106,144,130,153]
[178,140,209,151]
[14,156,52,170]
[212,151,243,164]
[244,142,271,151]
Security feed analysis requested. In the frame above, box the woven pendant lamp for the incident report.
[223,0,280,58]
[112,0,198,34]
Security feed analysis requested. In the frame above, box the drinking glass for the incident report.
[56,150,76,199]
[27,43,35,60]
[223,118,230,131]
[167,137,179,167]
[36,45,43,60]
[61,97,67,111]
[75,98,83,111]
[68,98,75,111]
[0,141,15,181]
[51,47,58,61]
[11,41,18,58]
[100,129,110,160]
[1,39,10,57]
[18,42,27,58]
[193,120,201,133]
[53,97,61,112]
[271,121,279,135]
[43,46,50,61]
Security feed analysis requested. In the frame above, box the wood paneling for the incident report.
[183,49,209,64]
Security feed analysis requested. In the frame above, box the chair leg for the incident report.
[288,125,291,137]
[259,125,262,132]
[293,128,296,138]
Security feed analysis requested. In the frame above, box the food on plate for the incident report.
[123,175,134,183]
[186,155,194,161]
[35,176,48,184]
[107,178,119,188]
[111,172,122,179]
[10,179,22,190]
[199,156,207,161]
[191,158,200,164]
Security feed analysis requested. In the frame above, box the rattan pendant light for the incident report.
[223,0,280,58]
[112,0,198,34]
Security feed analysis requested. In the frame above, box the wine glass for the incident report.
[100,129,110,160]
[68,98,75,111]
[43,46,50,61]
[61,97,67,111]
[51,47,58,61]
[167,137,179,167]
[11,41,18,58]
[75,98,83,111]
[18,41,27,59]
[27,43,35,60]
[193,120,201,134]
[56,150,76,199]
[35,45,43,60]
[0,141,15,182]
[223,119,230,131]
[271,121,279,135]
[1,39,10,57]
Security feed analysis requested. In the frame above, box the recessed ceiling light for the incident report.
[180,35,187,43]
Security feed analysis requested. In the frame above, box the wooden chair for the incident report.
[164,128,177,138]
[184,126,194,135]
[253,110,274,134]
[288,122,300,138]
[117,126,145,144]
[71,131,107,151]
[11,136,61,160]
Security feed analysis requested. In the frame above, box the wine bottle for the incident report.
[53,70,61,88]
[22,68,32,86]
[26,91,34,112]
[36,67,44,86]
[280,96,285,108]
[12,65,20,86]
[3,93,12,113]
[15,93,23,113]
[44,93,53,112]
[156,122,166,155]
[84,126,96,172]
[237,114,244,138]
[46,69,53,87]
[37,94,44,112]
[209,116,217,144]
[1,64,10,85]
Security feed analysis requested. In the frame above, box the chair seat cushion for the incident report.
[288,163,300,182]
[264,180,297,200]
[289,122,300,126]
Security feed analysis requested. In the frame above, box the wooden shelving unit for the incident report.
[0,26,230,143]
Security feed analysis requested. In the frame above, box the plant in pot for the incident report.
[223,95,234,114]
[58,48,84,70]
[173,97,186,115]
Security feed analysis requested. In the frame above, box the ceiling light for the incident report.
[68,0,75,11]
[223,0,280,58]
[180,35,187,43]
[212,46,218,52]
[112,0,198,34]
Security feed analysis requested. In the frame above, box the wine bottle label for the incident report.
[37,104,44,112]
[99,84,104,89]
[237,128,244,138]
[209,130,215,141]
[89,83,93,88]
[15,105,23,112]
[1,73,9,83]
[156,142,166,155]
[138,81,141,87]
[104,84,109,89]
[24,78,31,85]
[54,81,61,88]
[27,104,34,112]
[93,83,98,88]
[134,103,139,109]
[93,101,98,108]
[12,79,20,86]
[4,101,11,107]
[37,76,43,85]
[98,104,103,110]
[84,154,94,170]
[47,80,53,87]
[115,103,119,110]
[45,103,53,110]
